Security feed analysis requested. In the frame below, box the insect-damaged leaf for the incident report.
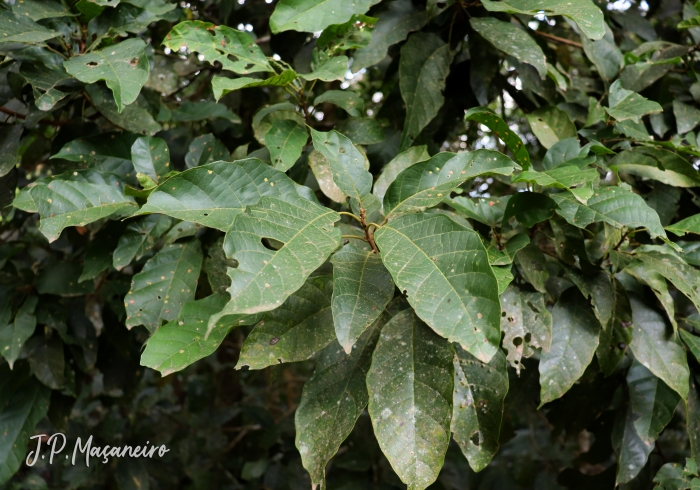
[125,240,203,333]
[237,276,335,369]
[452,345,508,473]
[375,213,501,362]
[366,309,453,490]
[331,244,394,353]
[270,0,381,33]
[295,317,382,488]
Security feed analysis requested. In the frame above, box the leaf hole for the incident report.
[524,333,531,343]
[86,61,99,67]
[469,431,480,446]
[512,336,523,346]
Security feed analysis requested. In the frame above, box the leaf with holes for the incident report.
[375,213,501,362]
[331,244,394,353]
[539,288,601,406]
[125,240,203,333]
[366,309,453,489]
[452,345,509,472]
[63,38,149,112]
[237,276,336,369]
[270,0,382,33]
[138,159,299,231]
[265,119,308,172]
[465,107,531,169]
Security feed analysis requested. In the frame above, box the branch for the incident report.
[533,30,583,49]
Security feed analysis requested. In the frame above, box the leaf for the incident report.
[633,250,700,313]
[140,294,247,376]
[513,166,598,197]
[480,0,605,40]
[352,0,429,70]
[138,159,299,231]
[26,169,137,243]
[184,133,230,168]
[131,136,171,181]
[499,285,552,374]
[526,106,578,149]
[486,233,530,266]
[366,309,453,489]
[503,192,556,228]
[688,378,700,463]
[0,296,37,369]
[237,276,336,369]
[26,334,65,390]
[0,10,58,44]
[514,242,549,293]
[613,402,655,484]
[331,244,394,353]
[581,24,624,82]
[383,150,520,219]
[300,56,348,81]
[335,117,386,145]
[253,102,306,144]
[629,296,689,400]
[399,32,454,150]
[539,288,601,406]
[470,17,546,78]
[308,149,347,203]
[446,196,510,227]
[0,125,22,178]
[164,101,241,123]
[85,83,161,136]
[212,69,297,100]
[162,21,272,74]
[314,89,365,117]
[125,240,204,333]
[295,317,381,487]
[373,145,430,206]
[270,0,381,33]
[627,360,680,443]
[452,345,509,472]
[673,100,700,134]
[492,266,514,295]
[63,38,149,112]
[80,221,127,281]
[36,262,94,296]
[680,329,700,363]
[605,80,663,122]
[265,119,308,172]
[50,131,137,165]
[667,214,700,236]
[609,148,700,188]
[0,366,50,486]
[310,128,373,203]
[551,186,667,238]
[375,213,501,362]
[464,107,531,169]
[12,0,73,21]
[211,196,341,333]
[113,215,173,270]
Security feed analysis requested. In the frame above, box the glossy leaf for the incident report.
[265,119,308,172]
[627,360,680,443]
[131,136,171,181]
[270,0,381,33]
[667,214,700,236]
[373,145,430,206]
[0,296,38,369]
[375,213,501,362]
[464,107,531,169]
[613,402,655,484]
[366,309,453,490]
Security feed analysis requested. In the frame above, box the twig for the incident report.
[533,30,583,48]
[0,107,26,119]
[338,211,363,224]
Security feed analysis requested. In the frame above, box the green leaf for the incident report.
[551,186,667,238]
[184,133,230,168]
[125,240,204,333]
[526,106,578,149]
[673,100,700,134]
[667,214,700,236]
[383,150,520,219]
[314,89,365,117]
[514,242,549,293]
[679,15,700,29]
[613,402,655,484]
[399,32,454,150]
[36,262,94,296]
[500,285,552,374]
[19,63,75,111]
[513,166,598,197]
[445,196,510,227]
[270,0,381,33]
[0,10,58,44]
[375,213,501,362]
[633,250,700,313]
[252,102,306,144]
[163,21,272,74]
[366,309,453,489]
[310,128,373,203]
[480,0,605,40]
[581,24,624,82]
[163,101,241,123]
[80,221,126,281]
[0,125,22,178]
[629,296,689,400]
[63,38,149,112]
[492,266,514,295]
[265,119,308,172]
[26,334,64,390]
[295,316,381,487]
[308,149,347,203]
[50,131,137,165]
[503,192,556,228]
[0,366,50,486]
[352,0,429,70]
[452,345,509,472]
[609,148,700,188]
[237,276,336,369]
[113,215,173,270]
[470,17,546,78]
[335,117,386,145]
[465,107,531,170]
[138,159,299,231]
[140,294,246,376]
[627,360,680,443]
[300,56,348,81]
[26,169,137,243]
[688,379,700,463]
[331,244,394,353]
[539,288,601,406]
[486,233,530,266]
[211,196,341,333]
[373,145,430,206]
[12,0,73,21]
[605,80,663,122]
[85,83,161,136]
[680,329,700,363]
[131,136,171,182]
[0,296,37,369]
[212,69,297,100]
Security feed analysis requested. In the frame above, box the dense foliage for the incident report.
[2,0,700,488]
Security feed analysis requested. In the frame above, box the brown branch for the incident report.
[533,30,583,48]
[0,107,26,119]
